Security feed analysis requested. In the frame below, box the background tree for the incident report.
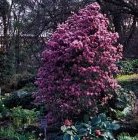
[0,0,95,91]
[0,0,138,93]
[97,0,138,57]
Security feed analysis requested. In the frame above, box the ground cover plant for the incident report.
[0,99,41,140]
[61,113,120,140]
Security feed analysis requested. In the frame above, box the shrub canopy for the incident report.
[35,2,122,118]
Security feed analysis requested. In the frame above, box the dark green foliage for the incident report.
[118,59,138,75]
[119,80,138,97]
[117,133,138,140]
[3,92,35,109]
[109,87,136,120]
[11,106,39,128]
[0,100,10,120]
[61,113,120,140]
[0,126,37,140]
[114,88,136,110]
[0,100,40,140]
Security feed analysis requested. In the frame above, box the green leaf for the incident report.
[83,114,89,123]
[106,123,120,130]
[61,125,67,132]
[66,130,74,136]
[63,134,79,140]
[74,136,80,140]
[63,134,71,140]
[122,106,132,116]
[104,131,114,139]
[91,116,101,126]
[77,128,87,136]
[71,126,77,132]
[98,113,107,122]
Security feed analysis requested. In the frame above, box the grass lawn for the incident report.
[117,74,138,97]
[117,74,138,82]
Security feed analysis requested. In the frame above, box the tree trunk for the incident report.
[2,14,8,52]
[14,28,20,73]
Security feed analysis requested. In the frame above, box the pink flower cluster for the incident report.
[35,2,122,117]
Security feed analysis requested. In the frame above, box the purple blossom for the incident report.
[35,2,123,118]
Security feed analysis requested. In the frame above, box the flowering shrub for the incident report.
[64,119,73,126]
[35,2,122,118]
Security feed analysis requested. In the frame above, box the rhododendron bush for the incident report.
[35,2,122,118]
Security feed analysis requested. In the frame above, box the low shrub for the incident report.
[10,106,39,128]
[117,133,138,140]
[108,87,136,120]
[0,126,37,140]
[60,113,120,140]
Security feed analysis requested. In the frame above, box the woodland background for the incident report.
[0,0,138,93]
